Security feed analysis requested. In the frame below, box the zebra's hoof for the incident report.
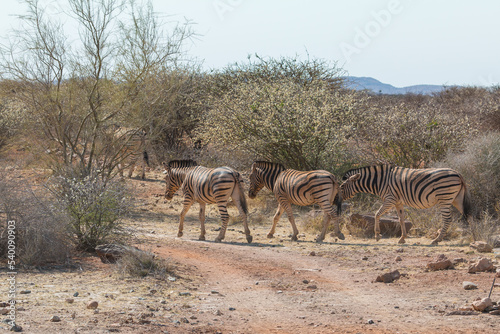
[214,238,222,243]
[398,238,406,244]
[315,237,324,243]
[338,232,345,240]
[375,234,382,241]
[267,233,274,239]
[430,239,440,245]
[246,235,253,243]
[291,235,298,242]
[199,236,206,241]
[177,232,183,238]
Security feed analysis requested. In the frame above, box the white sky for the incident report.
[1,0,499,87]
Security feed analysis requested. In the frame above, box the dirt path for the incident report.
[2,172,499,333]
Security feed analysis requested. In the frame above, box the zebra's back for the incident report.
[183,166,238,204]
[389,167,464,209]
[275,169,337,206]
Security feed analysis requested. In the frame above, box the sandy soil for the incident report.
[1,169,500,333]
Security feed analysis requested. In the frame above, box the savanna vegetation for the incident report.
[0,0,499,267]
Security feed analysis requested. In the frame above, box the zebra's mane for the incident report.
[252,160,286,170]
[342,164,393,181]
[168,159,198,168]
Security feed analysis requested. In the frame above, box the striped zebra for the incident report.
[163,160,252,243]
[117,129,149,179]
[340,164,471,245]
[248,161,344,242]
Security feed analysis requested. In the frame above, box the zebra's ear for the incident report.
[349,173,361,182]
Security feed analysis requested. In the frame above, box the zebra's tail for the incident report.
[462,183,472,225]
[329,175,342,216]
[234,172,249,215]
[143,150,150,167]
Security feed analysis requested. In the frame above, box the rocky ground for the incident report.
[1,169,500,333]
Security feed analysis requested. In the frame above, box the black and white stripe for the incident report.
[163,160,252,243]
[248,161,343,242]
[118,129,149,179]
[341,164,471,244]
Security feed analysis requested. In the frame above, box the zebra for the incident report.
[340,164,471,245]
[163,160,252,243]
[248,161,344,243]
[117,129,149,179]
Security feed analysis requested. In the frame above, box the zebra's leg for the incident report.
[395,204,407,244]
[374,201,394,241]
[215,201,230,243]
[140,154,146,180]
[431,205,452,245]
[316,205,344,243]
[234,197,252,243]
[268,204,285,238]
[198,202,206,241]
[178,200,194,238]
[282,201,299,241]
[127,159,135,178]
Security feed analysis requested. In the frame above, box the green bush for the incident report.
[198,56,362,173]
[51,173,130,252]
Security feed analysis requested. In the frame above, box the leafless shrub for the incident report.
[0,172,70,266]
[115,250,174,278]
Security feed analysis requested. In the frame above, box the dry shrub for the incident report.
[0,173,70,266]
[115,250,174,279]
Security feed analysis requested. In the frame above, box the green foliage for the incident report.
[355,97,474,168]
[198,56,361,172]
[51,173,130,252]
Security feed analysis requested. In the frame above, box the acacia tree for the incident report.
[0,0,194,179]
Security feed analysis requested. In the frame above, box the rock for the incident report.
[395,256,402,262]
[472,297,493,312]
[95,244,155,263]
[10,325,22,332]
[215,310,223,316]
[348,214,412,238]
[65,298,74,304]
[19,290,31,294]
[307,285,318,290]
[468,258,496,273]
[462,281,478,290]
[50,315,61,322]
[309,251,316,256]
[179,292,191,297]
[73,292,79,297]
[427,254,454,271]
[376,270,401,283]
[0,309,8,315]
[86,301,99,309]
[470,241,493,253]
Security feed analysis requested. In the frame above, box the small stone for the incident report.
[50,315,61,322]
[395,248,404,253]
[302,280,310,284]
[86,301,99,309]
[229,307,236,311]
[309,251,316,256]
[19,290,31,294]
[167,276,177,282]
[179,292,191,297]
[469,258,496,273]
[0,309,8,315]
[66,298,74,304]
[427,254,454,271]
[367,319,375,324]
[307,285,318,290]
[470,241,493,253]
[375,270,401,283]
[472,297,493,312]
[215,310,223,316]
[462,281,478,290]
[73,292,79,297]
[211,290,220,294]
[362,256,368,260]
[395,256,402,262]
[10,325,22,332]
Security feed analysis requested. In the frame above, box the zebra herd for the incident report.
[162,160,472,245]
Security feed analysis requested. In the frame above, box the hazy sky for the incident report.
[1,0,499,87]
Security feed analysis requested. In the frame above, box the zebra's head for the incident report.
[248,163,265,199]
[163,163,181,200]
[340,172,361,200]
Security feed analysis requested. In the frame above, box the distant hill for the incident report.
[344,76,447,95]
